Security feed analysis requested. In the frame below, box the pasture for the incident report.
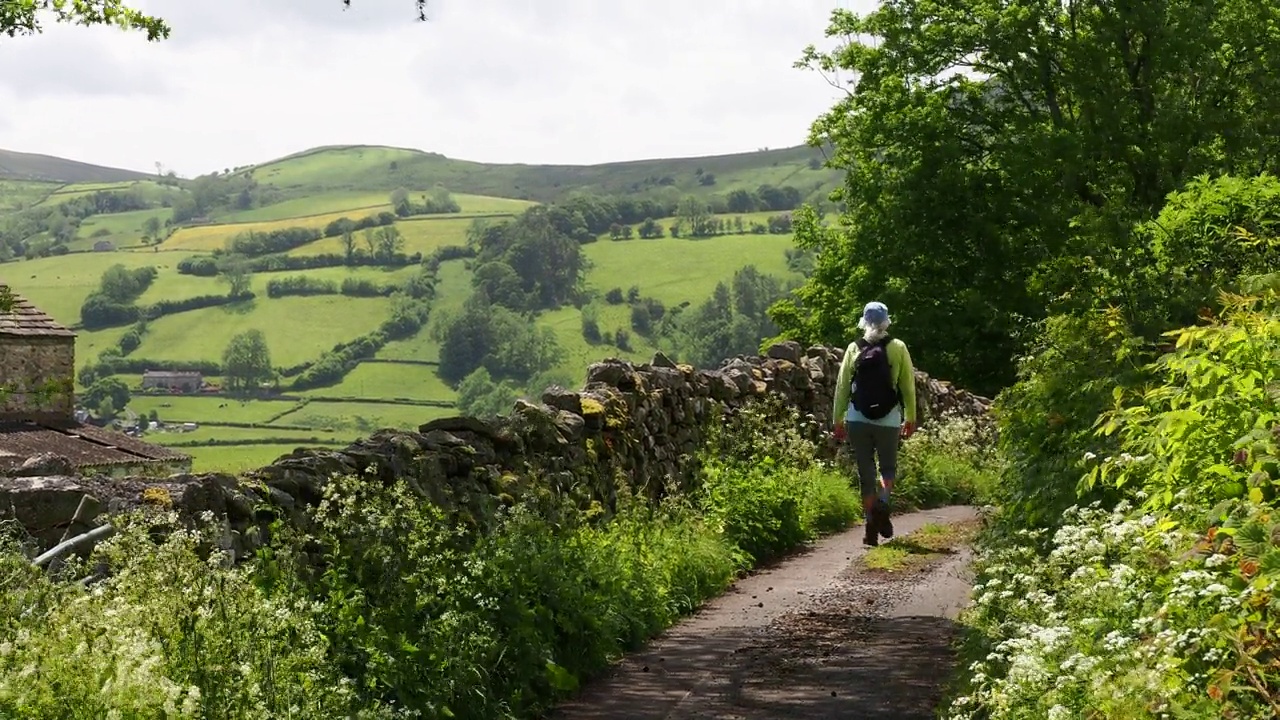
[161,209,370,252]
[271,399,454,433]
[302,362,457,403]
[126,395,302,425]
[0,180,60,212]
[180,442,348,474]
[582,233,799,307]
[135,295,393,368]
[72,207,171,250]
[213,191,392,223]
[1,251,172,324]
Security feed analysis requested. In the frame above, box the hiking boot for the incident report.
[863,521,878,547]
[873,498,894,539]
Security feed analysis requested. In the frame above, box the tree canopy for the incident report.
[222,330,274,393]
[771,0,1280,396]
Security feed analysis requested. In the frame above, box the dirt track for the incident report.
[548,506,978,720]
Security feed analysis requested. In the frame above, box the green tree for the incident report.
[726,189,757,213]
[95,397,117,422]
[374,225,404,258]
[222,330,273,393]
[677,196,712,237]
[666,266,787,368]
[471,261,527,309]
[390,187,412,217]
[82,377,130,414]
[434,297,559,384]
[475,207,584,310]
[142,216,162,241]
[341,229,357,263]
[220,259,253,298]
[773,1,1280,395]
[99,264,156,303]
[455,368,518,419]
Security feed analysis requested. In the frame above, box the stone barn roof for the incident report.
[0,290,75,339]
[0,421,190,472]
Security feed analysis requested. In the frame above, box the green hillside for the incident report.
[247,143,841,204]
[0,142,825,472]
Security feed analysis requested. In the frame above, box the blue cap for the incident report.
[862,301,889,326]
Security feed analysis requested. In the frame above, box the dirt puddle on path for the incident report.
[548,506,979,720]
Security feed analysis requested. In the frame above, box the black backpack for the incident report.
[851,336,900,420]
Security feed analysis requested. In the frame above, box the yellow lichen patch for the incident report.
[580,397,606,416]
[141,486,173,508]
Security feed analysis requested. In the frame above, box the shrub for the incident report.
[629,303,652,335]
[1089,283,1280,516]
[894,415,1004,510]
[265,275,338,298]
[993,309,1150,528]
[945,501,1280,720]
[946,277,1280,720]
[340,277,397,297]
[698,456,807,563]
[0,514,373,719]
[177,255,219,276]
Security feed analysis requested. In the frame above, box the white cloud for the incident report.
[0,0,868,177]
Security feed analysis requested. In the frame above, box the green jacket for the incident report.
[832,337,917,426]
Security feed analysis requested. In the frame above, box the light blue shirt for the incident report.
[844,401,903,428]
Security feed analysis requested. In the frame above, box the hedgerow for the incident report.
[943,278,1280,719]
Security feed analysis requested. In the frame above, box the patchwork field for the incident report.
[138,295,392,368]
[583,233,798,306]
[301,362,457,403]
[0,141,829,473]
[3,226,799,473]
[287,216,481,257]
[0,180,60,212]
[4,251,175,323]
[71,207,171,250]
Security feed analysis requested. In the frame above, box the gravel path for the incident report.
[547,505,979,720]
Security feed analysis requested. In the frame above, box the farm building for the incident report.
[0,289,190,477]
[141,370,204,393]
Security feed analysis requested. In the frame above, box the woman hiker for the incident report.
[831,301,917,547]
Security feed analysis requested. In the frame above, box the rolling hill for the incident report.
[0,141,836,473]
[245,143,842,204]
[0,149,152,184]
[0,142,842,205]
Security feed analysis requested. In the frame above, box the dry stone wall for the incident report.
[0,342,992,558]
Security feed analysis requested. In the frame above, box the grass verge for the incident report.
[862,519,980,573]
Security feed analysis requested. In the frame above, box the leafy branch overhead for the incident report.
[1,0,428,40]
[0,0,169,39]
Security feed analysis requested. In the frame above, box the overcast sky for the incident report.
[0,0,866,178]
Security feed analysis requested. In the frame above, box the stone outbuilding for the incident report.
[0,288,190,477]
